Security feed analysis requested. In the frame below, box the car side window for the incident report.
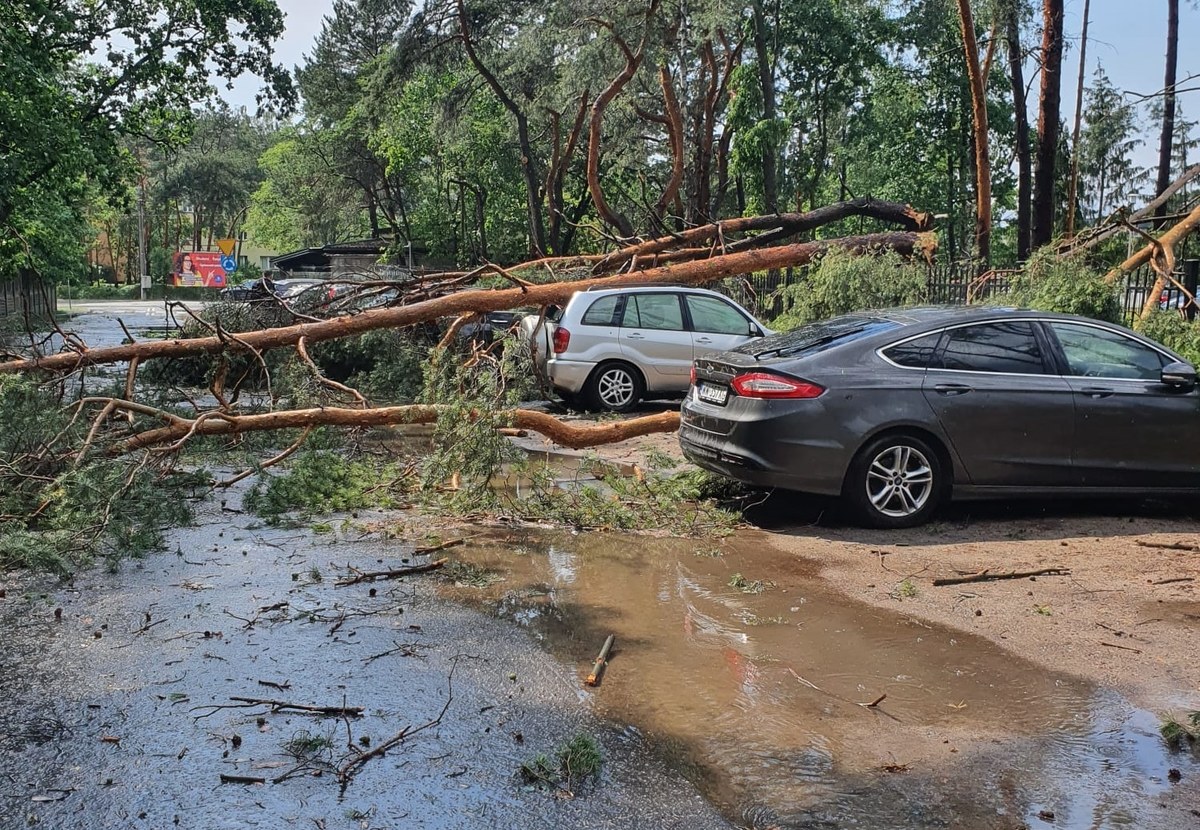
[934,322,1047,374]
[882,332,942,368]
[581,295,621,326]
[1048,322,1167,380]
[624,294,684,331]
[686,296,753,335]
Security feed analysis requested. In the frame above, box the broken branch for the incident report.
[932,567,1071,587]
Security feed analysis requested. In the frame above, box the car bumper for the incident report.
[546,358,596,394]
[678,392,851,496]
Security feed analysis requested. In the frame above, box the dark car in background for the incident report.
[680,306,1200,528]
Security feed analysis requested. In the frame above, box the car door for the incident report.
[921,321,1076,486]
[619,293,693,390]
[1042,320,1200,487]
[684,294,761,357]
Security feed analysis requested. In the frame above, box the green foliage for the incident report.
[770,248,928,329]
[1139,312,1200,366]
[1002,250,1122,323]
[520,733,602,792]
[244,450,416,520]
[1,0,293,281]
[0,376,193,573]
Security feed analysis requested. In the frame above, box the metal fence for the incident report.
[0,275,57,319]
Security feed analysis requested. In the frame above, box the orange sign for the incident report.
[216,238,237,257]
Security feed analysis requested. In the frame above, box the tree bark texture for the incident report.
[1033,0,1065,249]
[956,0,993,266]
[0,230,937,375]
[113,404,683,454]
[751,0,779,214]
[1065,0,1090,239]
[1155,0,1181,225]
[588,21,643,241]
[1006,7,1033,260]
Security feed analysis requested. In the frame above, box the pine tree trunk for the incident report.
[1155,0,1181,225]
[1007,8,1033,260]
[1065,0,1090,239]
[1033,0,1065,248]
[956,0,992,267]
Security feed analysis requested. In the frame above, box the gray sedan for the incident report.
[680,306,1200,527]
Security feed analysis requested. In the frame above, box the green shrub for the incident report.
[769,248,927,330]
[1139,311,1200,365]
[1002,250,1122,323]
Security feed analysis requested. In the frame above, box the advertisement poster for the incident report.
[172,251,228,288]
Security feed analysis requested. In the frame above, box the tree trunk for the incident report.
[751,0,779,214]
[1006,7,1033,260]
[456,0,546,256]
[0,231,937,375]
[114,404,683,455]
[1155,0,1181,225]
[1033,0,1065,249]
[956,0,992,267]
[1065,0,1090,239]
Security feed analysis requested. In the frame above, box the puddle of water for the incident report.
[441,530,1200,829]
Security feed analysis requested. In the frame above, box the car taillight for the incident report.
[731,372,824,399]
[552,327,570,354]
[689,365,696,385]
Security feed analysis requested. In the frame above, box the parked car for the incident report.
[522,286,771,412]
[680,306,1200,528]
[219,278,339,308]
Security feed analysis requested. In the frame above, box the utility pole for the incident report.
[137,174,148,301]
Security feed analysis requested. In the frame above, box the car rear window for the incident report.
[738,316,900,359]
[581,295,621,326]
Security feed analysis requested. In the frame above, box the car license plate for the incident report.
[696,382,728,405]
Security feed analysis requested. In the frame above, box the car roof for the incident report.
[580,284,730,299]
[839,305,1121,329]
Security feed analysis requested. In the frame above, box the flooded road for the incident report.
[441,530,1200,829]
[0,498,731,830]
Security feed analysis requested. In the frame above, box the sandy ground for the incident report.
[527,417,1200,714]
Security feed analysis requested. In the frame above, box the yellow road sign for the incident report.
[216,238,237,257]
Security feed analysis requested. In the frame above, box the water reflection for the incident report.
[441,529,1200,830]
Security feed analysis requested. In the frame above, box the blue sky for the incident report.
[226,0,1199,168]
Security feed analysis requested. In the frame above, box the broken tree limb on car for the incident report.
[96,400,683,454]
[1,231,937,375]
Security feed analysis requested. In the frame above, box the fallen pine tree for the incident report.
[0,227,937,375]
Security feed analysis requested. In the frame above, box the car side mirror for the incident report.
[1161,361,1197,388]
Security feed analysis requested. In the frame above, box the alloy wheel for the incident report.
[597,367,636,408]
[865,444,934,518]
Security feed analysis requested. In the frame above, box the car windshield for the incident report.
[739,315,900,359]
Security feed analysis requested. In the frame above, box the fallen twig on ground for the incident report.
[1136,540,1200,552]
[336,557,449,586]
[336,658,458,791]
[191,697,364,720]
[932,567,1071,587]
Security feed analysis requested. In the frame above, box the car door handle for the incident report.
[1079,386,1115,399]
[626,333,645,340]
[933,383,972,396]
[695,336,713,344]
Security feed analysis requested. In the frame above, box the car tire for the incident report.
[844,433,945,529]
[584,362,644,413]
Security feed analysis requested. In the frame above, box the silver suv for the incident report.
[523,286,771,412]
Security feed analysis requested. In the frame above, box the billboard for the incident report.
[172,251,228,288]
